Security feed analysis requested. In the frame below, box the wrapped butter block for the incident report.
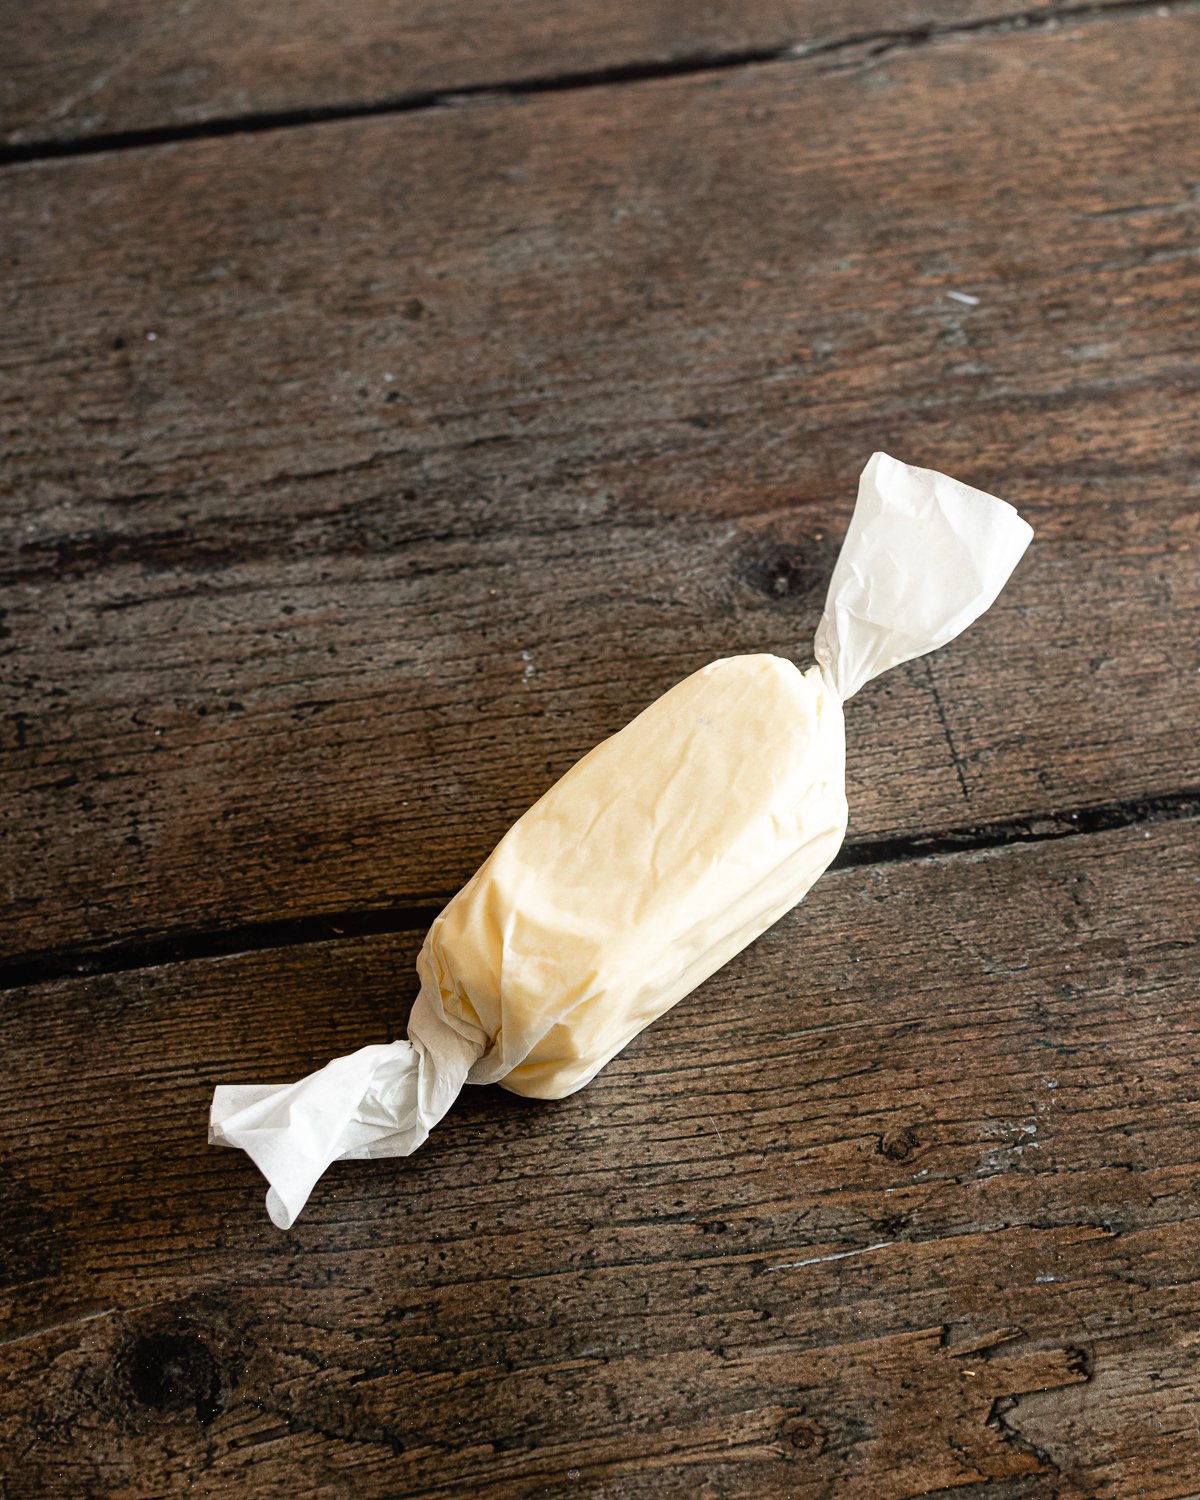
[211,452,1032,1227]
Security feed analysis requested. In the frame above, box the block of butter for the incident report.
[211,453,1032,1227]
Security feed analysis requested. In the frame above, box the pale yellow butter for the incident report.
[210,453,1034,1228]
[421,654,846,1100]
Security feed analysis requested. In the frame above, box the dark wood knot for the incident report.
[738,537,836,609]
[121,1332,221,1424]
[779,1409,828,1457]
[877,1126,921,1162]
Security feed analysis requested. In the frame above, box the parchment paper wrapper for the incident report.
[211,452,1032,1227]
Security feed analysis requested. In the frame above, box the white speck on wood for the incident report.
[767,1240,894,1273]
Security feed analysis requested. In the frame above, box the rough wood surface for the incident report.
[1,820,1196,1496]
[4,3,1199,1493]
[3,0,1051,150]
[3,10,1199,960]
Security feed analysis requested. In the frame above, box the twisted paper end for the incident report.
[210,1013,480,1228]
[814,452,1033,701]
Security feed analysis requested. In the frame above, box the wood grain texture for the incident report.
[3,10,1199,960]
[5,2,1199,1493]
[1,819,1197,1495]
[3,0,1049,149]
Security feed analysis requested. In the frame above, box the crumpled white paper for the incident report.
[814,452,1033,700]
[210,452,1032,1227]
[210,992,482,1228]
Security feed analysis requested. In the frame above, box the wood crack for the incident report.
[834,787,1200,869]
[0,788,1194,991]
[1,0,1193,168]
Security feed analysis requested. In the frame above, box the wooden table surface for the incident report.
[2,3,1198,1495]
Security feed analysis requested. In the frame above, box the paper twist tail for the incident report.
[814,452,1033,702]
[210,1025,476,1228]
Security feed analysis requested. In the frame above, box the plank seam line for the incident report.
[0,787,1194,990]
[1,0,1193,168]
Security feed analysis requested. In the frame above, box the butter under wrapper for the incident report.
[211,452,1033,1227]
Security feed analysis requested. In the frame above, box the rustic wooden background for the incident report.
[2,2,1198,1495]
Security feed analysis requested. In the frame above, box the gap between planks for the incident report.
[2,787,1195,991]
[0,0,1194,167]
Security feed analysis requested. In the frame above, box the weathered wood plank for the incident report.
[3,0,1041,150]
[3,11,1199,958]
[1,820,1196,1494]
